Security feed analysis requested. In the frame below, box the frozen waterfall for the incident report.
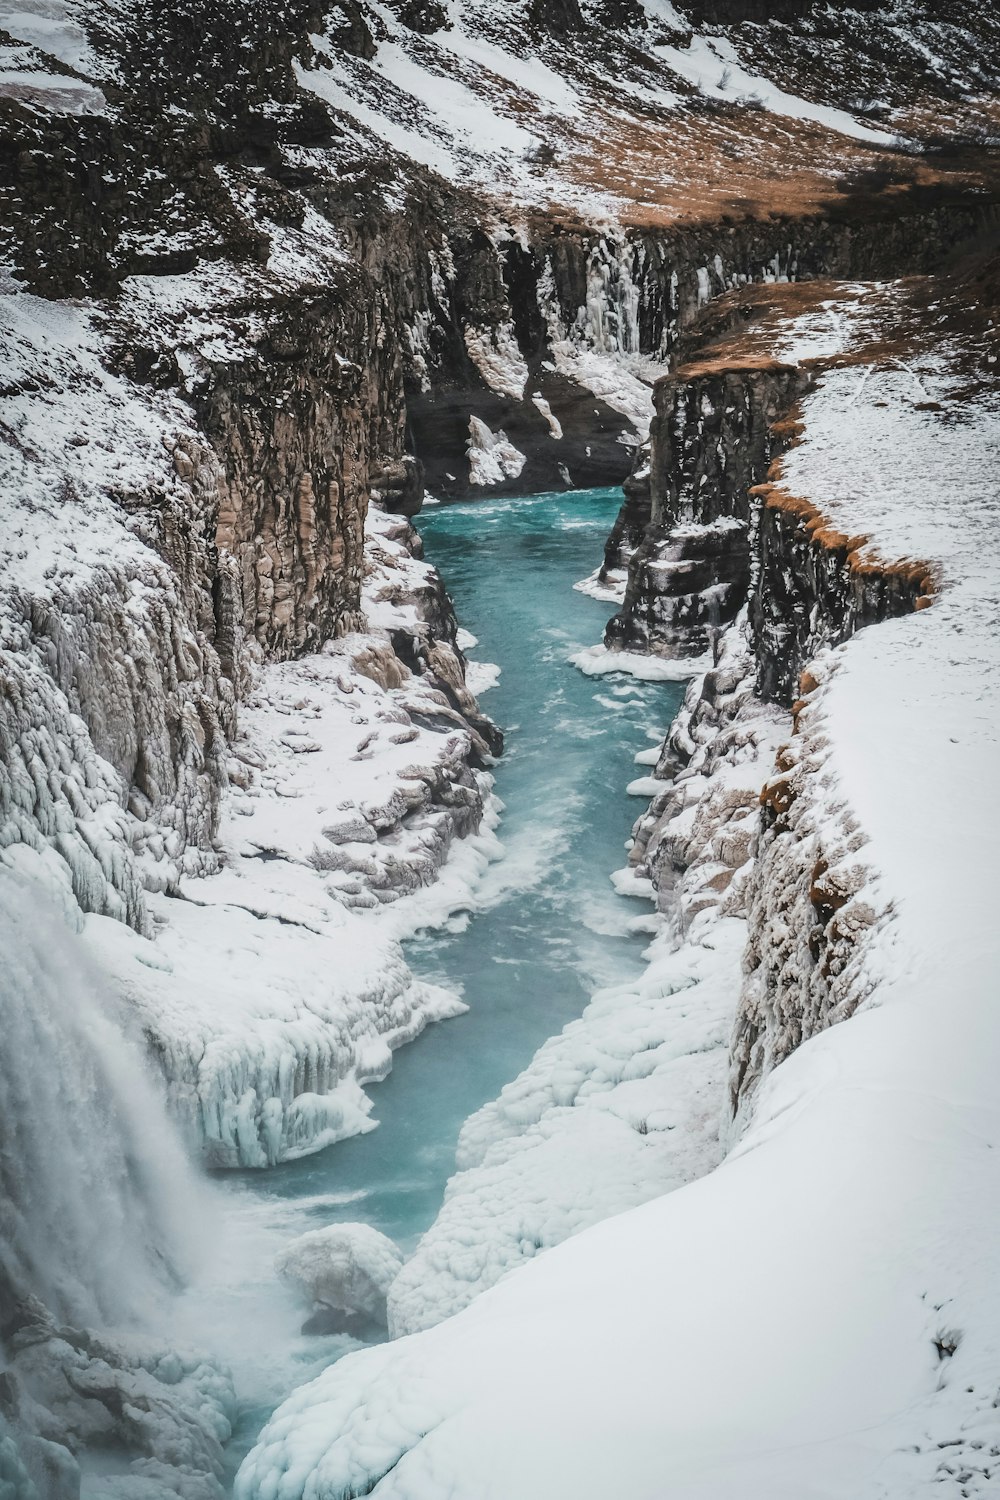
[0,869,212,1331]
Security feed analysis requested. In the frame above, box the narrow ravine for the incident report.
[178,486,686,1485]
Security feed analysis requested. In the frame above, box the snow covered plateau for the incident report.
[2,1,1000,1497]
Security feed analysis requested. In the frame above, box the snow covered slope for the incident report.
[293,0,1000,224]
[236,278,1000,1500]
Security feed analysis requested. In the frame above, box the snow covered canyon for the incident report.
[3,1,1000,1497]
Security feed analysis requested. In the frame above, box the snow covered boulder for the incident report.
[275,1225,403,1329]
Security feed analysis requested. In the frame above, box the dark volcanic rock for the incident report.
[606,362,811,657]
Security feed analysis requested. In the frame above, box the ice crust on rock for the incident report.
[276,1225,404,1325]
[0,292,233,923]
[466,416,527,487]
[464,322,529,401]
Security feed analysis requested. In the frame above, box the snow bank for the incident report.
[573,566,627,603]
[82,508,503,1167]
[387,921,736,1336]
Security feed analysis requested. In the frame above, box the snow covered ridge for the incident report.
[0,290,235,922]
[237,296,1000,1498]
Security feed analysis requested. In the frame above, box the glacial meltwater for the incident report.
[187,488,687,1481]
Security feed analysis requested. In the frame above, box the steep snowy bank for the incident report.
[85,506,503,1168]
[236,296,1000,1498]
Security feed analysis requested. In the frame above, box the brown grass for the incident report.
[674,352,799,381]
[753,471,937,604]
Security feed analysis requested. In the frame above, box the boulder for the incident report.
[275,1225,404,1326]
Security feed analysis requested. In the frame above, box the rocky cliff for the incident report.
[612,262,999,1130]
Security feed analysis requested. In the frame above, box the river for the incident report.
[171,487,685,1484]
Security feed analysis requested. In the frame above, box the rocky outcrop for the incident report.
[751,473,934,703]
[729,656,887,1124]
[677,0,881,22]
[402,201,1000,500]
[606,361,809,656]
[196,279,401,663]
[603,342,936,699]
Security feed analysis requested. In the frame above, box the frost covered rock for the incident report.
[466,416,527,487]
[276,1225,404,1327]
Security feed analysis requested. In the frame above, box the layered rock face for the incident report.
[399,200,999,500]
[606,361,809,656]
[730,656,886,1124]
[603,276,952,697]
[191,282,401,662]
[611,264,1000,1135]
[602,200,996,672]
[751,477,934,702]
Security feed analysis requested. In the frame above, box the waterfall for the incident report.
[0,869,212,1332]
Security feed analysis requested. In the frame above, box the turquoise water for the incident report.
[213,488,685,1479]
[240,488,684,1244]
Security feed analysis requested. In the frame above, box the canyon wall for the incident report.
[609,266,987,1127]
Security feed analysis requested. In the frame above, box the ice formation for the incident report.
[466,416,527,487]
[276,1226,404,1325]
[0,868,235,1499]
